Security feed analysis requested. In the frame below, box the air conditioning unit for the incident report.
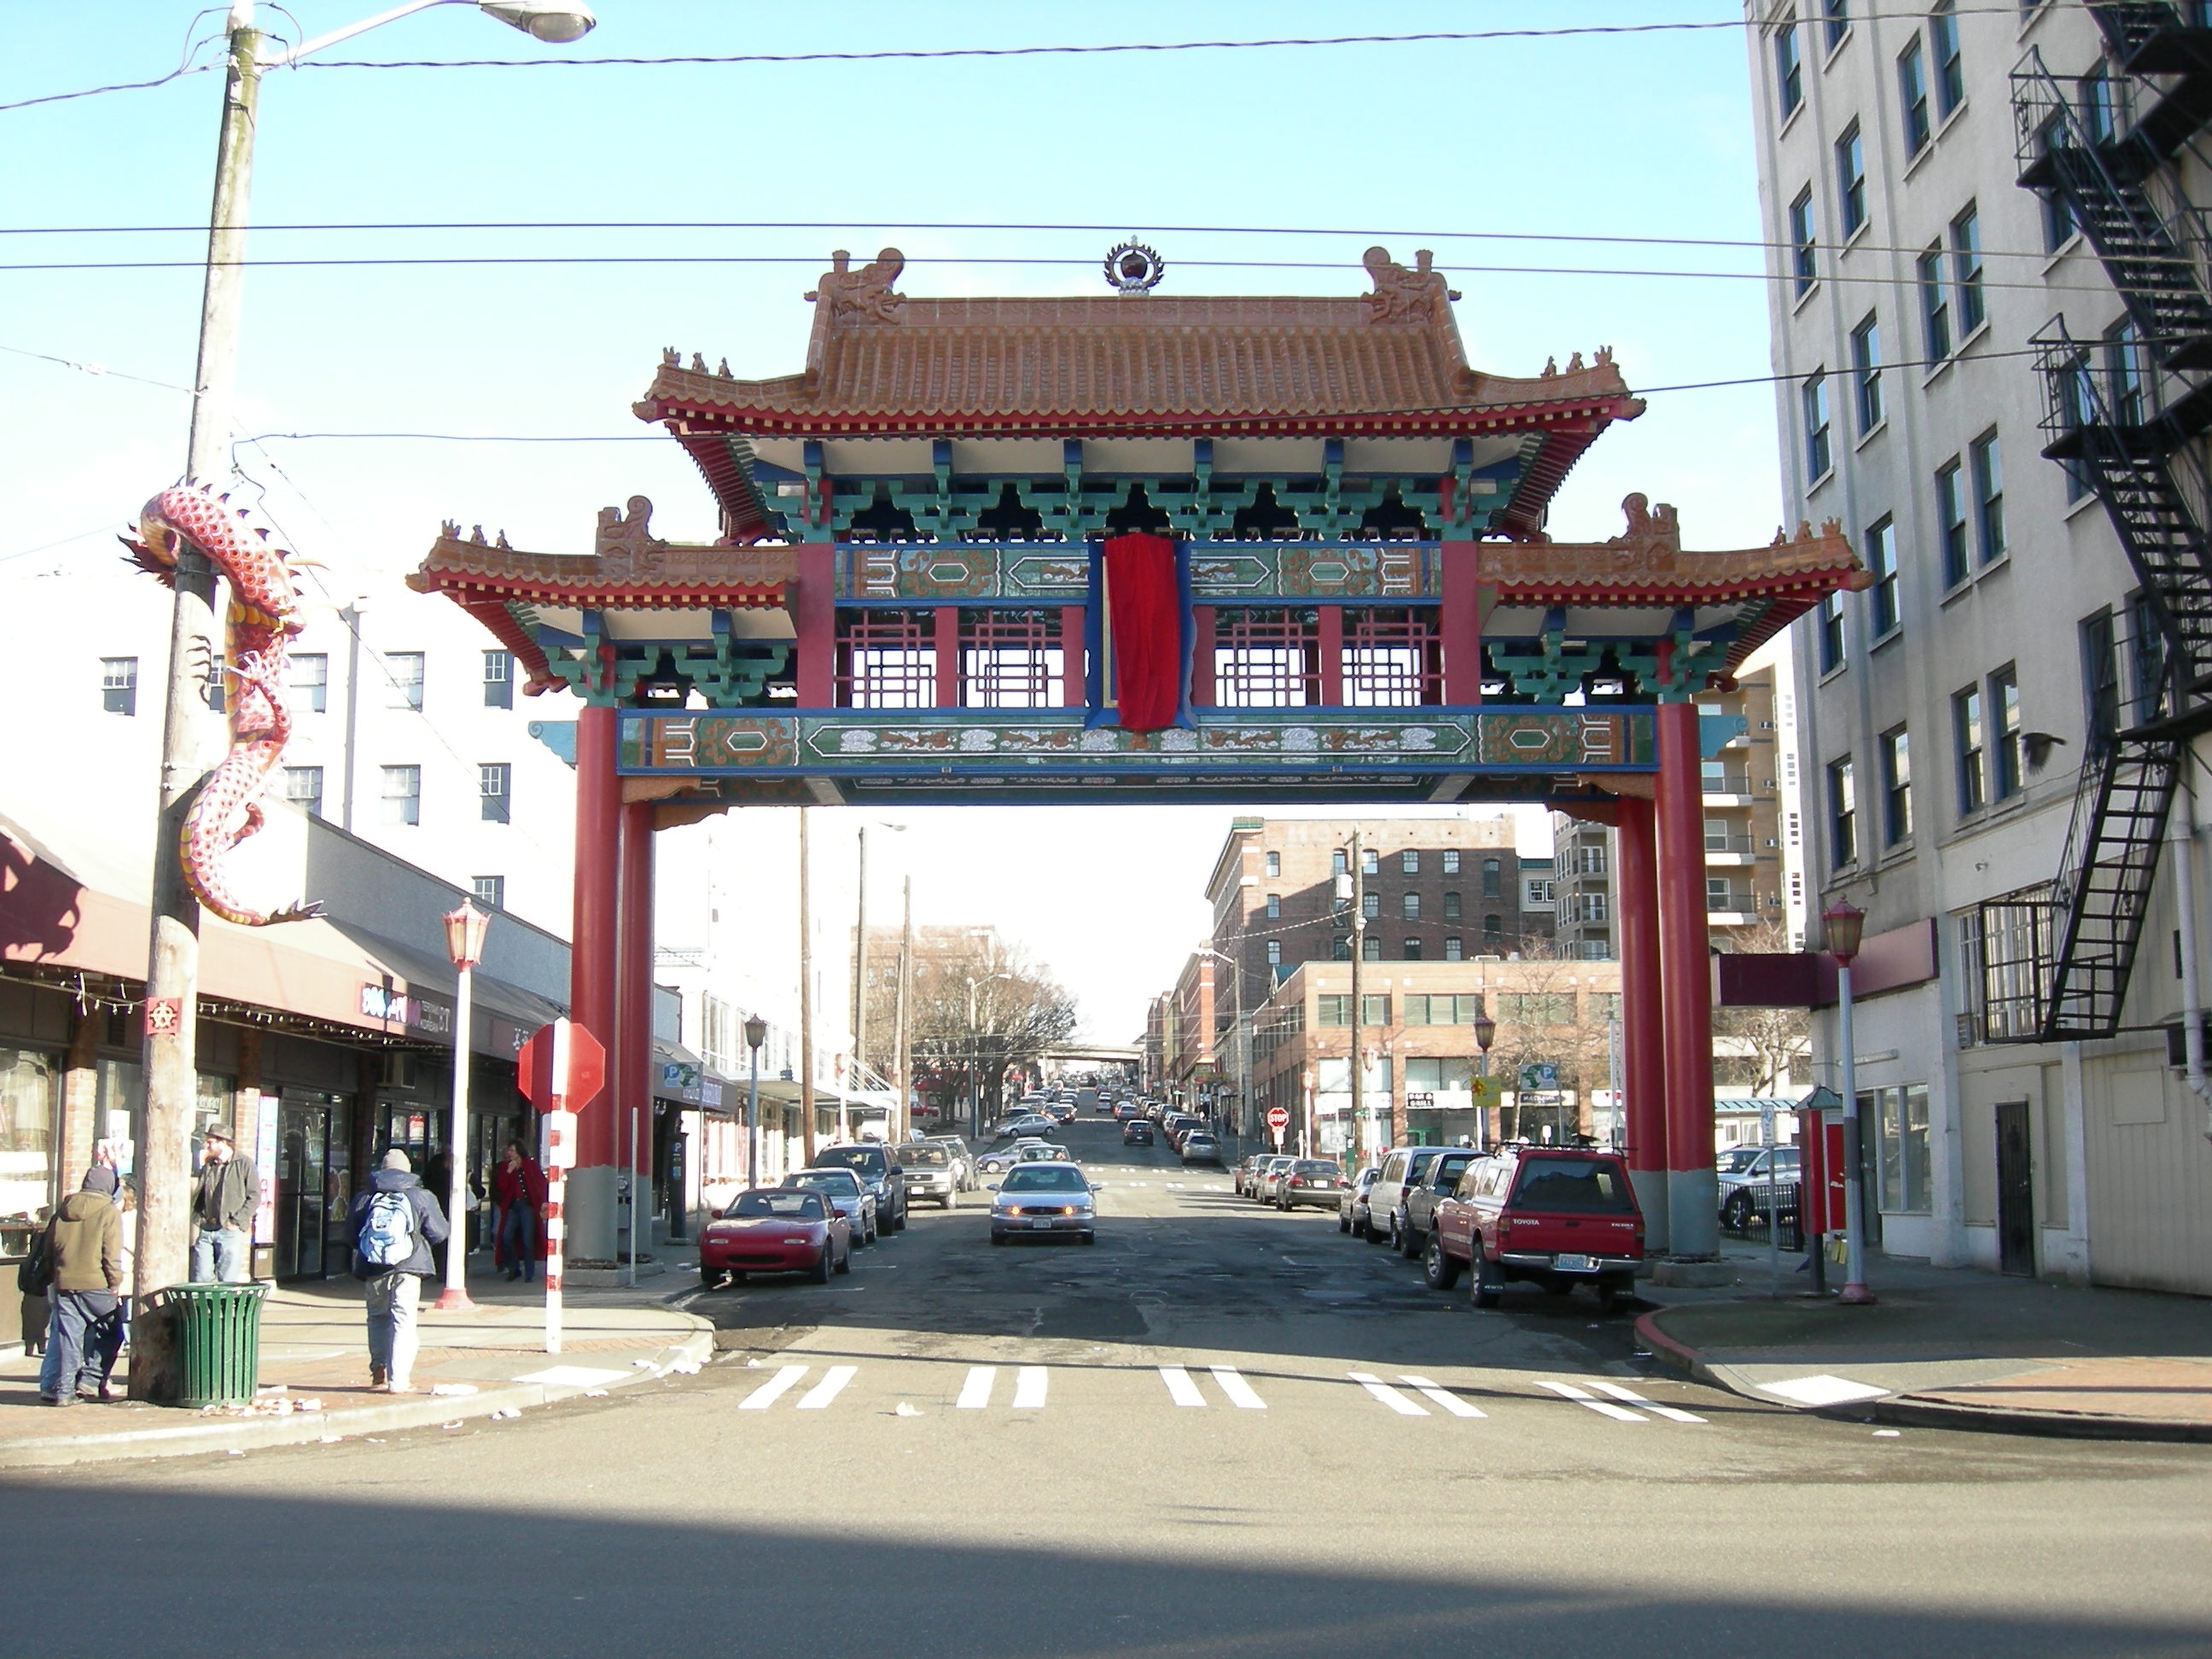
[381,1051,418,1090]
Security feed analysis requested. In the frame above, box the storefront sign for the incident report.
[360,984,453,1036]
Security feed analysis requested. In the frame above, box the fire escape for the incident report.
[1988,5,2212,1041]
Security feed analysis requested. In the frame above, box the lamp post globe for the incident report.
[480,2,597,42]
[1822,898,1866,963]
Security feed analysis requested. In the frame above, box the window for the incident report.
[1870,1083,1932,1213]
[1969,432,2005,565]
[1213,606,1318,707]
[1954,684,1986,813]
[961,608,1065,707]
[1991,664,2023,800]
[2108,321,2148,428]
[1851,314,1883,434]
[1900,38,1930,154]
[1789,189,1817,298]
[1828,756,1858,869]
[386,652,425,712]
[1443,891,1463,921]
[1400,893,1420,921]
[100,656,137,717]
[2055,350,2094,504]
[1342,608,1441,706]
[291,653,328,714]
[1400,850,1418,875]
[1880,727,1912,846]
[2130,591,2168,723]
[1930,0,1963,114]
[1817,591,1845,673]
[1360,848,1378,876]
[482,649,513,710]
[2081,608,2122,750]
[381,765,422,827]
[1481,858,1502,899]
[1708,877,1741,915]
[1362,936,1382,963]
[1403,939,1423,961]
[1441,849,1460,875]
[480,762,511,823]
[1918,247,1951,360]
[1265,894,1281,920]
[1481,914,1503,949]
[1265,851,1281,877]
[1444,937,1464,961]
[1950,207,1984,337]
[1802,372,1832,481]
[1824,0,1849,49]
[1331,849,1348,876]
[1266,940,1282,967]
[839,609,936,707]
[2082,67,2120,144]
[1866,516,1899,639]
[472,876,505,910]
[283,765,324,819]
[1936,460,1970,588]
[1836,125,1866,237]
[2039,117,2077,251]
[1775,20,1803,117]
[1361,893,1380,921]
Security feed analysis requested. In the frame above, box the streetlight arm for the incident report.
[262,0,451,67]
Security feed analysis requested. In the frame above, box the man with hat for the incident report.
[38,1167,125,1406]
[348,1148,448,1394]
[189,1126,259,1284]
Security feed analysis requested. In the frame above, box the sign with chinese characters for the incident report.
[361,985,453,1037]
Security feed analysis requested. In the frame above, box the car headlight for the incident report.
[780,1237,809,1245]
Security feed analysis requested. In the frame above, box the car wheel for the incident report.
[835,1243,853,1276]
[1722,1190,1756,1235]
[1079,1231,1097,1246]
[990,1231,1007,1246]
[894,1204,909,1232]
[1596,1276,1627,1313]
[1365,1216,1392,1245]
[1386,1214,1403,1252]
[1399,1221,1423,1260]
[1352,1212,1371,1241]
[1471,1244,1504,1309]
[1339,1211,1352,1233]
[812,1248,835,1284]
[1423,1235,1461,1290]
[698,1268,723,1291]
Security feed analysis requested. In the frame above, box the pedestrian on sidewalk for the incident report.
[16,1204,51,1358]
[38,1168,125,1406]
[492,1139,547,1284]
[349,1148,448,1394]
[189,1128,258,1284]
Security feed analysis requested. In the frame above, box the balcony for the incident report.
[1703,833,1758,866]
[1706,890,1757,925]
[1701,769,1756,805]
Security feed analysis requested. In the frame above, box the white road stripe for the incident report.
[1590,1381,1706,1423]
[1012,1366,1050,1408]
[1349,1372,1429,1416]
[1159,1365,1208,1407]
[739,1365,809,1410]
[1210,1365,1267,1410]
[795,1365,858,1410]
[1400,1375,1487,1417]
[956,1366,997,1409]
[1538,1380,1645,1422]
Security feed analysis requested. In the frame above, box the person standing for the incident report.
[38,1168,125,1406]
[492,1139,547,1284]
[189,1128,258,1284]
[350,1149,448,1394]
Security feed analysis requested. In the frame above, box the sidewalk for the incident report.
[0,1266,713,1470]
[1637,1241,2212,1441]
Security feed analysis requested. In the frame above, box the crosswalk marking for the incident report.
[1012,1365,1049,1409]
[739,1365,810,1411]
[957,1366,997,1409]
[1400,1375,1487,1417]
[1210,1365,1267,1409]
[1538,1380,1646,1422]
[1349,1372,1429,1416]
[1159,1365,1208,1407]
[1588,1380,1705,1423]
[796,1365,857,1410]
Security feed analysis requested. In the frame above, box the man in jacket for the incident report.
[349,1148,449,1394]
[38,1167,125,1406]
[189,1127,259,1284]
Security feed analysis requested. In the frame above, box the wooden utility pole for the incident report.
[799,808,818,1163]
[847,824,867,1143]
[894,876,914,1141]
[1348,829,1365,1168]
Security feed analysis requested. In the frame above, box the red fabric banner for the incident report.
[1103,533,1181,732]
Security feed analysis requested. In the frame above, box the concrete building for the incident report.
[1747,0,2212,1289]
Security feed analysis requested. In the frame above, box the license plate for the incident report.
[1556,1253,1594,1272]
[1031,1220,1052,1230]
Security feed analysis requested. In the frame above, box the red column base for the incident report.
[434,1286,479,1313]
[1838,1283,1878,1306]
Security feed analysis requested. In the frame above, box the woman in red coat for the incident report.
[492,1140,548,1283]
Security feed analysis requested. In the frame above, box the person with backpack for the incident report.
[348,1148,448,1394]
[37,1168,125,1406]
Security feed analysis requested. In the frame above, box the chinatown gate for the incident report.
[412,245,1864,1264]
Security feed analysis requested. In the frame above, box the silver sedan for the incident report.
[988,1164,1098,1245]
[786,1167,879,1245]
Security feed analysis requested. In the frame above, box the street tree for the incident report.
[905,943,1079,1124]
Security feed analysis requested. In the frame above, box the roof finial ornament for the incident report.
[1363,247,1460,323]
[805,247,906,323]
[1103,240,1165,296]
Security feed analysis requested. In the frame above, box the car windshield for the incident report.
[813,1147,885,1175]
[1715,1148,1765,1175]
[727,1190,825,1220]
[1001,1167,1088,1193]
[895,1146,948,1167]
[1292,1161,1340,1177]
[1511,1155,1639,1214]
[1016,1144,1063,1160]
[790,1171,862,1196]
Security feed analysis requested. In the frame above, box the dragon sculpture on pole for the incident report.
[125,482,322,928]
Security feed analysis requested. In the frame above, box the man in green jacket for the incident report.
[38,1167,124,1406]
[189,1128,258,1284]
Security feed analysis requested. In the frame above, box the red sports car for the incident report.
[700,1189,853,1287]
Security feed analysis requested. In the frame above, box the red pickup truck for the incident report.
[1424,1144,1644,1312]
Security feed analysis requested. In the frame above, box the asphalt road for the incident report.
[7,1115,2211,1658]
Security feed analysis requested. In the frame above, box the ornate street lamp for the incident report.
[745,1015,769,1188]
[1822,898,1875,1306]
[436,899,490,1311]
[1471,1011,1497,1148]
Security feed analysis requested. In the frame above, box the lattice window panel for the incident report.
[961,608,1065,708]
[837,608,938,708]
[1342,607,1441,706]
[1213,607,1319,707]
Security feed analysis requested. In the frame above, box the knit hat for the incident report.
[81,1167,118,1196]
[381,1148,412,1172]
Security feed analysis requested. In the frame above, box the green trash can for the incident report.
[167,1283,265,1407]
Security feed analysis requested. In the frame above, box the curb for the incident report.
[0,1317,714,1471]
[1633,1308,1715,1385]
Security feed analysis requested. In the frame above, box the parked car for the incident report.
[1718,1145,1802,1233]
[1394,1148,1482,1260]
[1276,1160,1345,1210]
[1253,1155,1299,1203]
[1365,1145,1452,1250]
[894,1141,959,1208]
[1339,1167,1382,1236]
[988,1163,1099,1245]
[928,1136,979,1191]
[1233,1151,1276,1197]
[811,1142,909,1231]
[1121,1121,1155,1147]
[1427,1144,1645,1311]
[699,1188,853,1287]
[979,1139,1072,1174]
[1180,1130,1223,1167]
[1163,1115,1203,1150]
[996,1114,1059,1141]
[785,1167,878,1245]
[1113,1100,1143,1121]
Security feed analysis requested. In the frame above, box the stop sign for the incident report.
[517,1018,607,1111]
[1266,1106,1289,1132]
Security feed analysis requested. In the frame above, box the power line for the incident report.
[0,341,195,394]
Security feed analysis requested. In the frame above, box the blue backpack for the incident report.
[358,1190,417,1268]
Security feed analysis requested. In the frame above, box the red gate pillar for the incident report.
[618,799,656,1262]
[566,700,622,1262]
[1655,700,1719,1258]
[1615,794,1669,1253]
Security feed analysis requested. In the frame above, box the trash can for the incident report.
[166,1283,265,1407]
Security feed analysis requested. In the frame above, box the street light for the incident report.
[1823,898,1874,1307]
[434,899,490,1311]
[132,0,597,1395]
[744,1015,769,1189]
[1471,1010,1497,1150]
[1194,946,1245,1144]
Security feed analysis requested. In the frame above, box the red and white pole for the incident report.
[543,1024,577,1355]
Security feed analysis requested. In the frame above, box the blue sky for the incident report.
[3,1,1780,1040]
